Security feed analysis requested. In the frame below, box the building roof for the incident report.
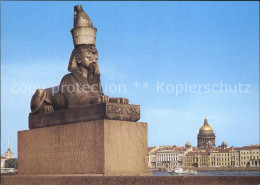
[173,146,189,152]
[147,145,192,154]
[156,148,175,153]
[149,145,260,156]
[210,147,239,153]
[210,145,260,153]
[185,151,209,156]
[147,147,155,153]
[234,145,260,150]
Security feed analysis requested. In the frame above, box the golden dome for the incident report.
[199,116,213,132]
[199,124,213,131]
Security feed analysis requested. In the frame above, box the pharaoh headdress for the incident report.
[68,5,100,75]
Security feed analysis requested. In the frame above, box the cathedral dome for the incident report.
[199,116,213,133]
[199,124,213,131]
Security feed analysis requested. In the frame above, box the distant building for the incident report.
[1,156,7,169]
[197,117,216,149]
[221,141,227,149]
[209,144,260,168]
[184,150,210,168]
[155,146,179,169]
[209,147,240,167]
[1,138,14,169]
[3,138,14,159]
[148,144,260,169]
[147,116,260,169]
[174,145,193,167]
[185,141,192,148]
[237,145,260,167]
[147,146,160,168]
[148,144,193,170]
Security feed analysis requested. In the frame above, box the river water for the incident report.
[152,171,260,176]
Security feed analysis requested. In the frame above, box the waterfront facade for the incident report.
[238,145,260,167]
[148,116,259,169]
[209,147,240,167]
[147,145,192,170]
[148,145,260,169]
[155,146,179,169]
[184,151,209,168]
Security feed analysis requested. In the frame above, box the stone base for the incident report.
[29,103,140,129]
[2,175,260,185]
[18,119,147,175]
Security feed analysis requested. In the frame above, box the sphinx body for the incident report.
[53,44,105,110]
[30,5,128,115]
[31,44,128,114]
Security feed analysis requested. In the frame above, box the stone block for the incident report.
[19,119,148,175]
[29,103,140,129]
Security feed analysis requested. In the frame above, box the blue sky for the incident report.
[1,1,259,157]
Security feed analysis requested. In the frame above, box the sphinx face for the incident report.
[81,47,98,70]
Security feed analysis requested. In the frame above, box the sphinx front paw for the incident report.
[109,98,129,104]
[120,98,129,104]
[97,95,110,103]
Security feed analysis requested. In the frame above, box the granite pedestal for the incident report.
[19,119,148,176]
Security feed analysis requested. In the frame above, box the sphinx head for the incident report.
[68,44,100,76]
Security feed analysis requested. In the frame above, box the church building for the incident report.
[1,138,14,169]
[197,117,216,149]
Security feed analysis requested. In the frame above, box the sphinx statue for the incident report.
[30,5,128,115]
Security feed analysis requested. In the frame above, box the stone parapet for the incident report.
[2,175,260,185]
